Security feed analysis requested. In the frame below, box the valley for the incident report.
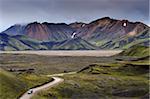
[0,45,149,99]
[0,17,149,99]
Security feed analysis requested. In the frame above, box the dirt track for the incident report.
[19,77,64,99]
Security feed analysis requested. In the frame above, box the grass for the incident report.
[0,69,27,99]
[119,45,149,57]
[32,73,149,99]
[0,53,117,99]
[0,45,149,99]
[0,53,117,75]
[0,68,52,99]
[32,46,149,99]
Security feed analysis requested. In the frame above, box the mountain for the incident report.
[0,33,47,51]
[75,17,149,49]
[99,29,150,49]
[2,17,148,42]
[1,17,149,50]
[2,22,75,41]
[69,22,86,30]
[52,37,97,50]
[2,24,26,35]
[74,17,149,46]
[0,33,97,51]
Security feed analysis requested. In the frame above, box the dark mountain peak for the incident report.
[7,24,22,29]
[100,17,111,20]
[91,17,114,23]
[13,24,22,27]
[69,22,86,30]
[1,24,26,35]
[134,22,149,27]
[42,22,68,26]
[27,21,41,26]
[70,22,86,25]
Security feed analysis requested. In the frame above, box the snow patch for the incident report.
[71,32,77,38]
[123,22,127,27]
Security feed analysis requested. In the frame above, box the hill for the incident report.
[0,33,97,50]
[119,45,149,57]
[52,37,97,50]
[0,69,27,99]
[0,33,47,50]
[99,29,150,49]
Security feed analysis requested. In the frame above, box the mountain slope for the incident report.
[76,17,148,41]
[0,33,48,51]
[99,29,149,49]
[0,17,149,50]
[52,37,97,50]
[2,17,148,42]
[119,45,149,57]
[0,33,97,50]
[2,24,26,36]
[3,22,75,41]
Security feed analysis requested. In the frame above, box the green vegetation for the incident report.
[0,68,51,99]
[98,29,149,49]
[32,66,149,99]
[32,45,149,99]
[52,37,97,50]
[0,33,97,50]
[0,53,116,75]
[0,45,149,99]
[1,28,149,51]
[0,69,27,99]
[119,45,149,57]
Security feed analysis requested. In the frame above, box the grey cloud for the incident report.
[0,0,149,31]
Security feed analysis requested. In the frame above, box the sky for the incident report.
[0,0,149,32]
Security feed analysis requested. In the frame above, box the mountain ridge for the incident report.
[0,17,149,50]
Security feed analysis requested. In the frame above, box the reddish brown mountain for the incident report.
[24,22,49,40]
[3,22,75,41]
[2,17,148,42]
[74,17,148,40]
[69,22,86,30]
[24,22,75,41]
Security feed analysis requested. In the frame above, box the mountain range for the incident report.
[0,17,149,50]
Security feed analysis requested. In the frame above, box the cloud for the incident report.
[0,0,149,31]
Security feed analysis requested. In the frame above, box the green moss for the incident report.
[119,45,149,57]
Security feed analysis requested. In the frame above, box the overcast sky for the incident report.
[0,0,149,31]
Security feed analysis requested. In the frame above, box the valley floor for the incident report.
[0,50,122,57]
[0,48,149,99]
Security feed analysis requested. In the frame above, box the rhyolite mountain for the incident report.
[2,22,75,41]
[74,17,149,46]
[0,17,149,50]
